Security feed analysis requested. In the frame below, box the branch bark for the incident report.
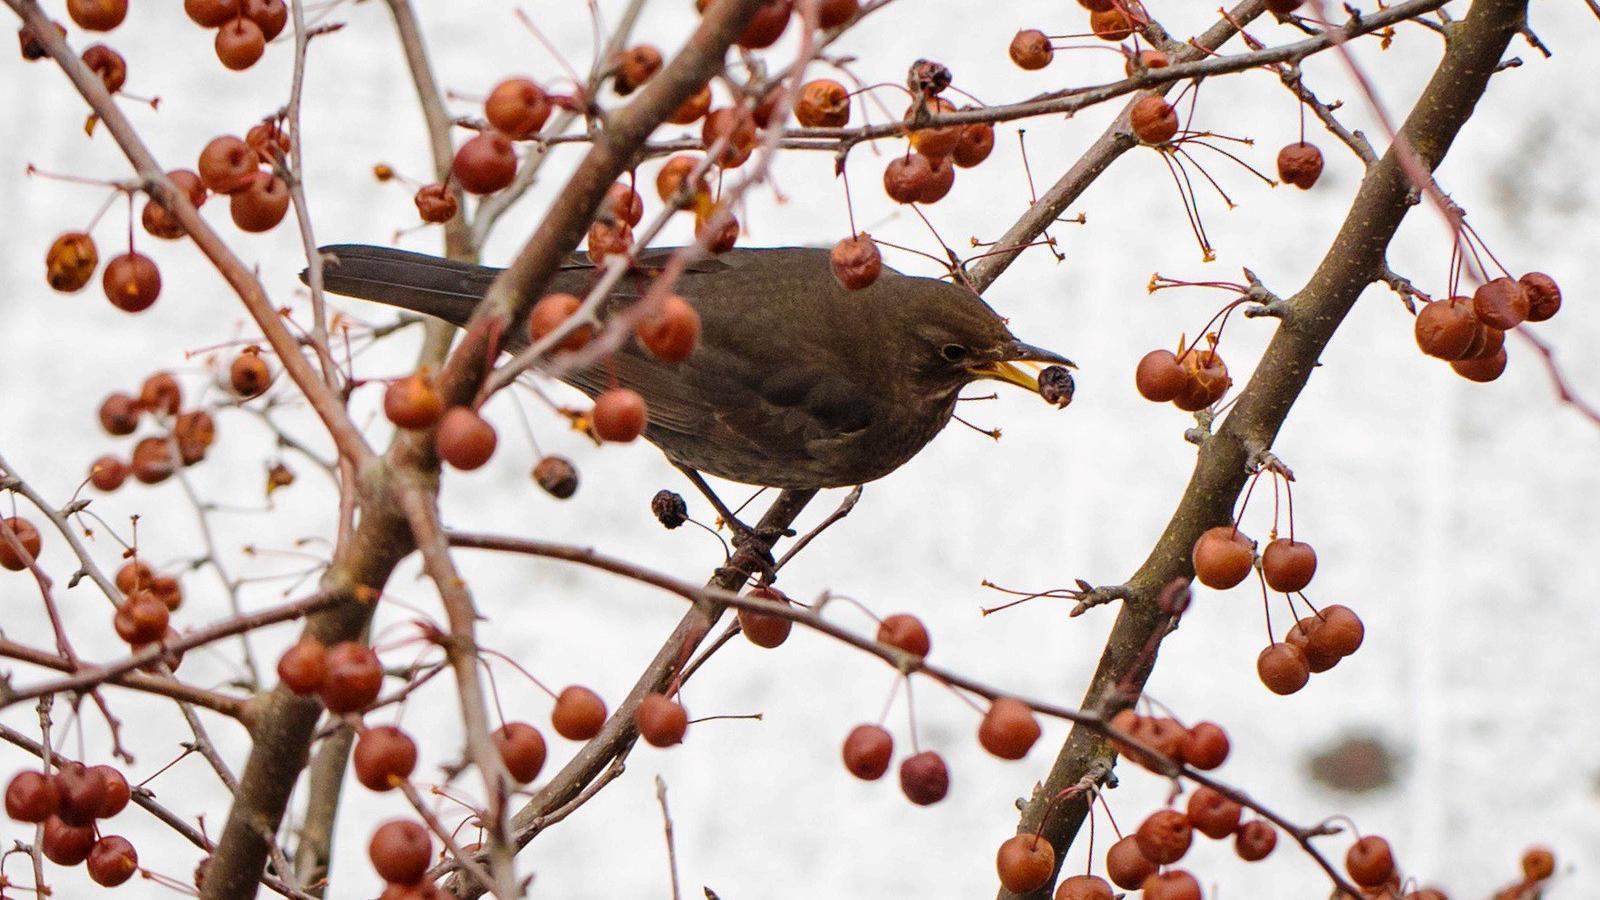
[999,0,1527,895]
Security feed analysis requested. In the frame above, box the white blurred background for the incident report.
[1,0,1596,896]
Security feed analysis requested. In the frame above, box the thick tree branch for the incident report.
[999,0,1528,895]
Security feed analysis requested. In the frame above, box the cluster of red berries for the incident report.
[88,372,217,490]
[113,559,185,664]
[1135,338,1233,410]
[5,760,139,886]
[1413,273,1560,383]
[184,0,288,71]
[197,127,293,232]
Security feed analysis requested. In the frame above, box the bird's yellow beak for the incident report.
[968,341,1075,394]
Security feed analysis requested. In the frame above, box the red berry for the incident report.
[1472,277,1530,330]
[978,697,1041,760]
[67,0,126,32]
[636,295,701,362]
[42,816,96,865]
[277,639,328,694]
[414,183,458,224]
[883,153,934,204]
[1277,142,1324,189]
[1261,538,1317,592]
[738,586,793,649]
[592,388,648,442]
[952,122,996,168]
[528,293,593,352]
[898,750,949,805]
[1235,819,1277,860]
[1140,869,1202,900]
[484,78,550,139]
[1055,874,1115,900]
[1257,642,1310,695]
[494,722,548,784]
[229,172,290,232]
[435,407,498,470]
[1186,785,1243,838]
[369,819,431,885]
[1105,834,1157,889]
[795,79,851,128]
[1415,296,1479,360]
[1522,846,1555,881]
[532,455,579,499]
[1191,526,1255,589]
[841,724,893,780]
[230,349,272,398]
[1346,835,1396,887]
[5,771,60,823]
[1179,721,1230,770]
[1130,95,1179,144]
[353,726,418,792]
[103,252,161,312]
[995,833,1054,893]
[46,231,99,292]
[319,642,383,713]
[1519,272,1561,322]
[453,133,518,194]
[551,685,607,741]
[636,693,689,747]
[243,0,287,40]
[876,613,930,656]
[384,372,444,429]
[87,835,138,886]
[0,517,42,571]
[214,17,266,70]
[1134,808,1192,864]
[830,234,882,290]
[1451,347,1507,383]
[1135,349,1187,402]
[92,765,129,818]
[1009,29,1052,70]
[113,590,170,645]
[1307,604,1364,658]
[53,761,108,826]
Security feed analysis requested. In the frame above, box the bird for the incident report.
[314,243,1072,491]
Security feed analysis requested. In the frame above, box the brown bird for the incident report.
[315,243,1071,490]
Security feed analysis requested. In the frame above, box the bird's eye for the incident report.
[939,343,969,363]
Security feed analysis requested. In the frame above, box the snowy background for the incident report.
[1,0,1597,897]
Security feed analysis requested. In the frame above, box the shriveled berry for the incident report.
[796,79,850,128]
[668,84,712,125]
[1130,95,1179,144]
[369,819,431,885]
[613,44,661,95]
[898,750,949,805]
[1473,277,1530,329]
[1451,347,1507,383]
[978,697,1040,760]
[952,122,995,168]
[353,726,417,792]
[198,136,259,195]
[876,613,930,656]
[588,218,634,260]
[603,182,645,227]
[230,172,290,232]
[592,388,648,442]
[230,349,272,398]
[1179,721,1230,770]
[831,234,882,290]
[883,153,934,204]
[1257,642,1310,695]
[245,121,290,160]
[103,252,161,312]
[113,590,170,645]
[636,693,689,747]
[453,132,518,194]
[1090,6,1134,41]
[1126,48,1169,74]
[917,153,956,203]
[1522,846,1555,881]
[1191,525,1255,589]
[841,724,893,780]
[1415,297,1478,360]
[100,392,140,435]
[435,407,498,470]
[1134,808,1192,864]
[1039,366,1075,408]
[701,106,757,168]
[0,517,43,571]
[5,771,59,823]
[319,642,383,713]
[485,78,550,139]
[1235,819,1277,860]
[1277,141,1323,189]
[1173,349,1231,411]
[87,834,138,887]
[1009,29,1052,70]
[995,833,1054,893]
[81,43,126,92]
[130,437,176,484]
[552,685,607,740]
[1135,349,1187,402]
[414,183,458,223]
[1186,785,1243,838]
[905,96,961,160]
[636,295,701,362]
[533,456,578,499]
[1105,834,1157,889]
[139,372,182,416]
[695,209,738,253]
[1519,272,1561,322]
[1346,835,1396,887]
[494,722,547,783]
[650,489,688,528]
[655,154,706,202]
[214,17,266,70]
[738,586,792,648]
[384,372,443,429]
[1262,538,1317,592]
[46,231,99,292]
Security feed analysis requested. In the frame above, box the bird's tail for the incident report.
[309,244,501,326]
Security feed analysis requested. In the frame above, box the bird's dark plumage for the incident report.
[315,244,1069,489]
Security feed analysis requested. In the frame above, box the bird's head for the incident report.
[892,281,1073,401]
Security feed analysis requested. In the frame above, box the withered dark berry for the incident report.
[651,490,688,529]
[1039,366,1075,408]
